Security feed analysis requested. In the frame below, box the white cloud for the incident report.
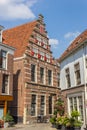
[64,31,80,39]
[0,0,37,20]
[49,39,59,49]
[49,39,59,45]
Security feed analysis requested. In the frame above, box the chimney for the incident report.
[0,25,4,43]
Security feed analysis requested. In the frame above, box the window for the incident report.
[40,52,44,60]
[49,96,52,114]
[74,97,77,110]
[74,63,81,85]
[69,96,83,120]
[31,64,36,82]
[65,68,71,88]
[78,96,83,120]
[0,50,7,69]
[69,98,73,112]
[40,67,44,84]
[48,70,52,85]
[57,73,60,87]
[33,48,38,58]
[46,54,50,63]
[36,34,42,42]
[40,96,45,115]
[31,95,36,116]
[43,38,48,45]
[2,74,9,94]
[86,58,87,68]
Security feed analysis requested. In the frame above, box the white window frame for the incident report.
[31,64,37,83]
[31,94,37,116]
[2,74,9,95]
[65,68,71,88]
[40,67,45,84]
[67,92,84,121]
[40,95,45,115]
[33,48,38,58]
[0,50,7,69]
[46,54,50,63]
[74,63,81,85]
[48,69,53,86]
[40,52,44,60]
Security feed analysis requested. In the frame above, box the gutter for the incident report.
[59,39,87,62]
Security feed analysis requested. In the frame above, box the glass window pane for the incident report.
[40,96,45,115]
[40,67,44,84]
[49,96,52,114]
[31,64,36,82]
[2,74,9,94]
[31,95,36,116]
[48,70,52,85]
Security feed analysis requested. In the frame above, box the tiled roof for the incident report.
[3,21,37,57]
[59,30,87,61]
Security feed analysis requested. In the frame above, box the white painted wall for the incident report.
[60,44,87,90]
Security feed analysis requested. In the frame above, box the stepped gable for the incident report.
[59,29,87,61]
[3,21,37,58]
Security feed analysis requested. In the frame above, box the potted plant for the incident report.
[71,110,82,130]
[56,116,64,129]
[2,111,14,128]
[50,116,56,128]
[74,120,82,130]
[64,110,82,130]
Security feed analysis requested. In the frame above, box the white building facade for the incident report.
[59,32,87,124]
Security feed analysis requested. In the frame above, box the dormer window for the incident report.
[0,50,7,69]
[0,25,4,43]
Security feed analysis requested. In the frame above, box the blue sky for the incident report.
[0,0,87,58]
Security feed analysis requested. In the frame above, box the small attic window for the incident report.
[0,25,4,43]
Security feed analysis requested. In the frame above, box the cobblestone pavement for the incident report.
[0,123,85,130]
[0,123,57,130]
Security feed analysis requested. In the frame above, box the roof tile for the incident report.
[3,21,37,57]
[59,29,87,61]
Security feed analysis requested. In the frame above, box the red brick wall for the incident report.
[10,59,25,117]
[11,55,60,123]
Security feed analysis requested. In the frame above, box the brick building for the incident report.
[0,25,15,118]
[59,30,87,124]
[3,15,60,124]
